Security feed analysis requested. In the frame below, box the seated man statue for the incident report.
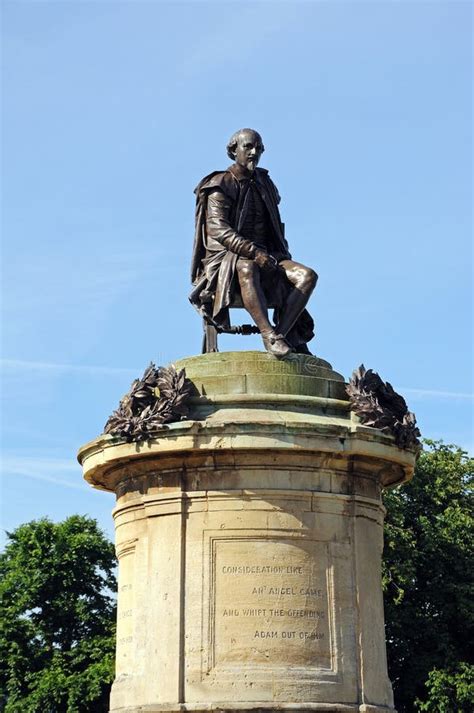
[190,128,317,359]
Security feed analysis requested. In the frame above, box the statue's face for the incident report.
[234,131,264,172]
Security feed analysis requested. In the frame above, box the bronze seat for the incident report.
[201,292,278,353]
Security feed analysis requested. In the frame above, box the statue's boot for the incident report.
[293,342,312,355]
[261,330,294,359]
[276,288,311,341]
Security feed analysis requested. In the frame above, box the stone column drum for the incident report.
[78,352,416,713]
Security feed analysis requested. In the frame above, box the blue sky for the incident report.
[1,0,472,546]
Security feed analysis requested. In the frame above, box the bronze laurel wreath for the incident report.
[346,364,421,450]
[104,363,193,442]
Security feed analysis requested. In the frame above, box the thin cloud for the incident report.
[1,359,138,377]
[400,387,473,400]
[1,456,86,491]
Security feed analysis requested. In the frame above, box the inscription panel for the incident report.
[210,538,332,670]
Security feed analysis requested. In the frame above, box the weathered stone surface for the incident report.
[78,352,416,713]
[175,351,347,402]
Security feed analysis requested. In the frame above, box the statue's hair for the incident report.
[226,128,265,160]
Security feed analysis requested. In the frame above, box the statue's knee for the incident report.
[297,267,318,291]
[306,268,318,290]
[236,259,257,281]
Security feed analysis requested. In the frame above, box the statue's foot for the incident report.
[262,331,294,359]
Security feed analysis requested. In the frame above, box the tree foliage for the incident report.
[383,440,474,712]
[0,515,116,712]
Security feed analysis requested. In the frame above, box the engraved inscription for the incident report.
[212,539,332,669]
[116,545,136,676]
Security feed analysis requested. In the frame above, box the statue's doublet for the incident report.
[189,166,313,347]
[191,167,291,283]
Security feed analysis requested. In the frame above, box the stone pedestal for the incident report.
[78,352,416,713]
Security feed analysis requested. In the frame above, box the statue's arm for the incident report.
[206,189,257,259]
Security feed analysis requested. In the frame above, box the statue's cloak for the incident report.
[189,167,314,346]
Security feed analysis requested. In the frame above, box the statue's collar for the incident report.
[228,164,268,182]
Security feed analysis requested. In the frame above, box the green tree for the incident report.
[383,441,474,712]
[0,515,116,713]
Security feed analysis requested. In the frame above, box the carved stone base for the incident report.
[78,352,413,713]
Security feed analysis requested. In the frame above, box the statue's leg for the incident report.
[276,260,318,339]
[236,259,292,358]
[236,259,272,332]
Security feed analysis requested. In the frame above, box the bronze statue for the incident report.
[190,129,317,358]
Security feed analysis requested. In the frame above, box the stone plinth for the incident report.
[78,352,416,713]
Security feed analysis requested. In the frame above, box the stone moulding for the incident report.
[79,418,415,494]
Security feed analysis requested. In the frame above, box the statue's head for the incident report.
[226,128,265,172]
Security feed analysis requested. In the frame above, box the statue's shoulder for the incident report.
[255,168,281,204]
[255,167,276,185]
[194,170,237,197]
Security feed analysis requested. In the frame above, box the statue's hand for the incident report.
[254,250,278,272]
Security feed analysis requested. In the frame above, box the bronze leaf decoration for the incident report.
[104,362,193,442]
[346,364,421,451]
